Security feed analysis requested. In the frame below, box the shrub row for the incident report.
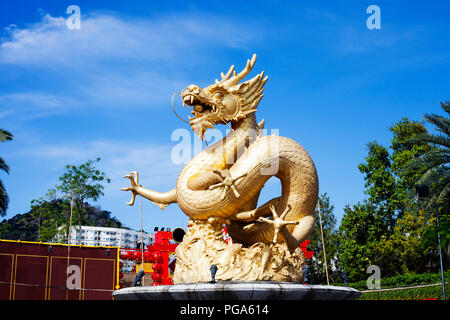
[334,270,450,292]
[359,283,449,300]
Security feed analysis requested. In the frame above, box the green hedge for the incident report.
[335,270,450,291]
[333,271,449,300]
[360,283,449,300]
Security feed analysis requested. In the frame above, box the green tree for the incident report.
[403,101,450,268]
[309,193,340,284]
[374,209,436,276]
[56,158,110,244]
[357,141,399,232]
[0,129,13,216]
[337,201,388,282]
[338,139,398,282]
[29,188,71,242]
[338,118,435,280]
[372,118,440,276]
[390,118,431,190]
[30,197,46,240]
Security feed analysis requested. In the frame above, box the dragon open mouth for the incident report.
[182,93,219,138]
[183,95,217,117]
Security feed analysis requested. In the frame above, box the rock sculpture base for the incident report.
[172,219,305,284]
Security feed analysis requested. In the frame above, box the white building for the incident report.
[55,225,154,248]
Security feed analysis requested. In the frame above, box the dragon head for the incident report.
[181,54,268,139]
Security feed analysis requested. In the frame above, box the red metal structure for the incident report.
[121,230,178,285]
[0,239,120,300]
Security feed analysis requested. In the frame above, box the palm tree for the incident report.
[409,102,449,208]
[0,129,13,216]
[403,102,449,279]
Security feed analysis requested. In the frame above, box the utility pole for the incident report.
[435,204,446,300]
[317,200,330,286]
[415,184,446,300]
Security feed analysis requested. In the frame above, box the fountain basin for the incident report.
[113,282,361,300]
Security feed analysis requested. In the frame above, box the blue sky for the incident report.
[1,0,449,232]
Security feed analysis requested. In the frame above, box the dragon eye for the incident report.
[213,91,223,100]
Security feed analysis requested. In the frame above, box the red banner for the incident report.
[0,239,119,300]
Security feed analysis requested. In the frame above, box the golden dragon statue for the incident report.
[122,54,319,283]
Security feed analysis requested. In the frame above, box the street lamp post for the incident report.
[415,184,446,300]
[435,204,446,300]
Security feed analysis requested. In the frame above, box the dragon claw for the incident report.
[210,168,247,198]
[208,182,225,190]
[121,171,141,206]
[258,205,298,244]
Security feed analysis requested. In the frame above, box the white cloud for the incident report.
[0,11,263,118]
[0,11,259,67]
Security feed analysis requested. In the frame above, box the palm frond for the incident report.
[402,150,449,176]
[423,113,449,135]
[0,179,8,216]
[418,170,450,211]
[436,181,450,204]
[0,129,13,142]
[439,101,450,114]
[417,167,441,186]
[419,149,450,167]
[407,132,450,148]
[0,157,10,174]
[0,129,12,217]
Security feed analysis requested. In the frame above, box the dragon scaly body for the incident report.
[122,54,319,251]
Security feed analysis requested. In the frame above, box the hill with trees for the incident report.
[0,200,123,242]
[0,158,122,243]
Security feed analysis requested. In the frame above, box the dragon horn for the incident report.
[222,54,257,88]
[220,65,235,82]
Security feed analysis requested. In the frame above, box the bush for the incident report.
[335,270,449,291]
[333,270,449,299]
[360,283,449,300]
[380,272,449,288]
